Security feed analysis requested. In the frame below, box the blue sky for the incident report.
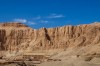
[0,0,100,29]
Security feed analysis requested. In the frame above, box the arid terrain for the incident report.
[0,22,100,66]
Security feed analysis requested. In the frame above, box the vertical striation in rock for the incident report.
[0,22,100,52]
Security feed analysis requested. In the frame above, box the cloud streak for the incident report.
[32,14,65,20]
[13,13,65,25]
[28,21,36,25]
[47,14,65,18]
[40,20,48,23]
[13,18,36,25]
[14,18,27,23]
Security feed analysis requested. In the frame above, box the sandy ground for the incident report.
[37,56,100,66]
[0,55,100,66]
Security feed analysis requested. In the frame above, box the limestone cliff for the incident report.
[0,22,100,54]
[0,22,33,51]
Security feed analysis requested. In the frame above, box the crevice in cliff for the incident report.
[44,28,51,41]
[0,30,6,50]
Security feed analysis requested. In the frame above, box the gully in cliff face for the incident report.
[0,30,6,50]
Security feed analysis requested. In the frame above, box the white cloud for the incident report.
[47,14,65,18]
[28,21,36,25]
[41,20,48,23]
[14,18,27,23]
[13,18,37,25]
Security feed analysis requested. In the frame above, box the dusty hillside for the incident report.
[0,22,100,66]
[0,22,100,55]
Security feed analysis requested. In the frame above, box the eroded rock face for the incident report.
[0,22,100,53]
[0,22,34,51]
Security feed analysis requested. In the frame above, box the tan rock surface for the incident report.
[0,22,100,56]
[0,22,100,66]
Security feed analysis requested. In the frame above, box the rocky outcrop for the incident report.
[0,22,34,51]
[0,22,100,53]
